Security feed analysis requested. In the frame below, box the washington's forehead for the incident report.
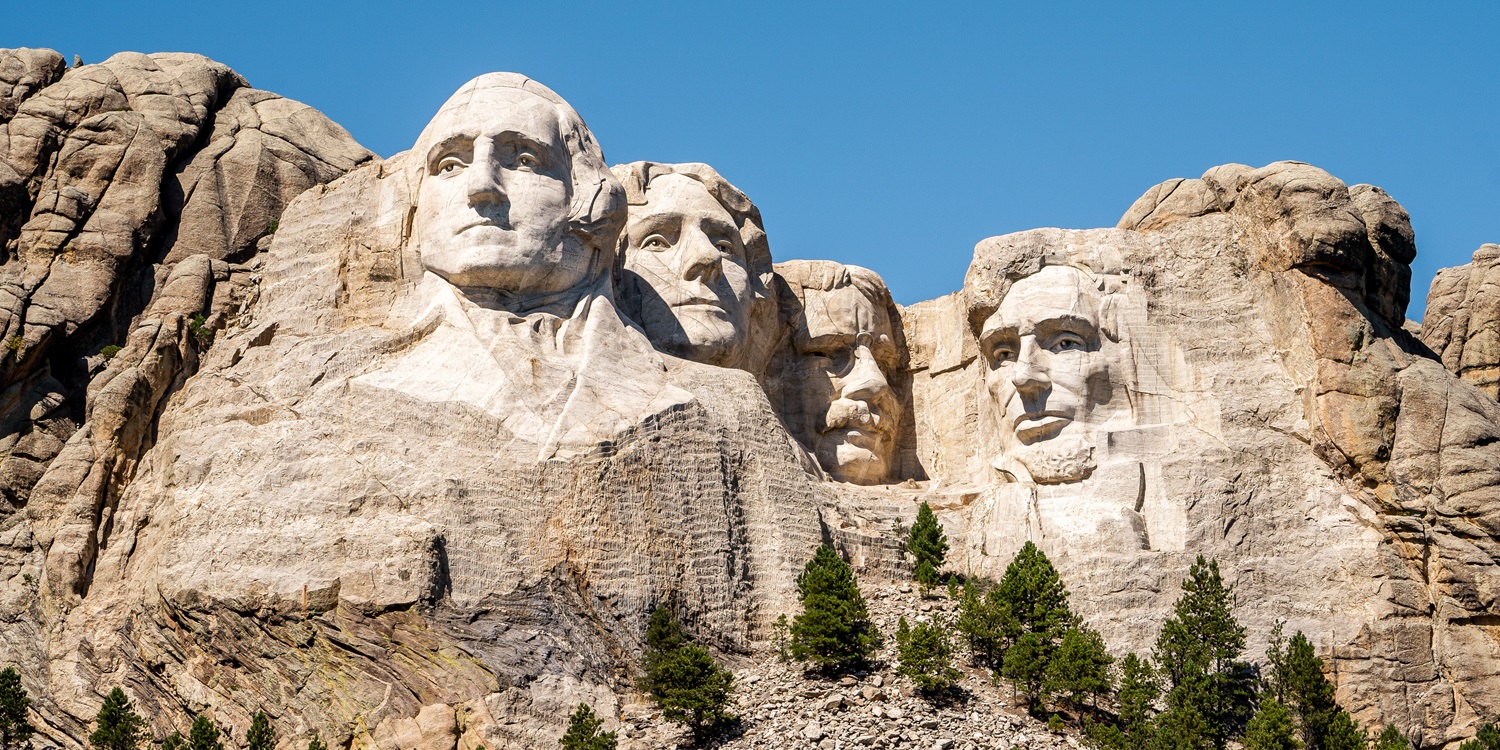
[636,174,732,220]
[995,267,1100,326]
[422,87,563,141]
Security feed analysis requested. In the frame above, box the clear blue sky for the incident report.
[11,1,1498,319]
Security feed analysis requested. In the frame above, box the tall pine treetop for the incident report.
[995,541,1076,640]
[0,668,33,750]
[906,502,949,586]
[1155,555,1245,686]
[89,688,145,750]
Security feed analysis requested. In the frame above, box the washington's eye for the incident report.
[516,151,540,170]
[642,235,671,250]
[434,155,465,175]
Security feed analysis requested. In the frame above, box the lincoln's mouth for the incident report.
[670,299,728,315]
[1012,412,1070,443]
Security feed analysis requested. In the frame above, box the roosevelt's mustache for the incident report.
[822,399,891,435]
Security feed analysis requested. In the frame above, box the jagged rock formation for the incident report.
[3,52,1500,750]
[1422,244,1500,400]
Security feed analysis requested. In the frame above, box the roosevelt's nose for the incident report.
[841,341,890,402]
[1010,338,1050,394]
[678,229,723,282]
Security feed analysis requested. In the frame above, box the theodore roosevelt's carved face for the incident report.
[785,279,902,485]
[412,86,580,295]
[979,265,1113,483]
[619,174,753,366]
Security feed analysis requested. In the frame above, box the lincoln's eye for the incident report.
[642,235,671,250]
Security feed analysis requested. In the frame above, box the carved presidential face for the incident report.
[620,174,753,366]
[979,265,1113,483]
[412,87,581,295]
[786,284,902,485]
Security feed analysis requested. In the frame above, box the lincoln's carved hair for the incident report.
[406,73,626,263]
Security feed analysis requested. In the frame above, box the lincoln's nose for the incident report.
[1010,338,1050,394]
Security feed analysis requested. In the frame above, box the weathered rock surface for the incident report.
[1422,244,1500,400]
[0,49,373,508]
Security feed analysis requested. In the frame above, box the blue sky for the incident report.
[11,1,1498,318]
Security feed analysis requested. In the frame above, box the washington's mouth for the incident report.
[670,300,730,317]
[459,219,511,233]
[1013,413,1070,443]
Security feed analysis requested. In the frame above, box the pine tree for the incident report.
[560,703,617,750]
[1243,696,1302,750]
[790,545,880,670]
[956,581,1010,672]
[1116,653,1160,741]
[1461,722,1500,750]
[995,542,1077,643]
[1267,629,1363,750]
[1153,556,1254,748]
[1151,702,1215,750]
[639,608,735,744]
[245,712,274,750]
[1319,712,1366,750]
[305,736,328,750]
[160,733,183,750]
[1002,631,1051,709]
[0,668,33,750]
[90,689,145,750]
[1043,626,1114,710]
[185,715,223,750]
[894,617,960,695]
[906,502,948,586]
[1372,724,1410,750]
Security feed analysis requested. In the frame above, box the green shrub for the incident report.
[895,616,960,695]
[1461,722,1500,750]
[639,608,734,744]
[245,712,274,750]
[1043,626,1113,709]
[560,703,617,750]
[0,668,33,750]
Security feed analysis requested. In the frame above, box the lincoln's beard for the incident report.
[1008,433,1095,483]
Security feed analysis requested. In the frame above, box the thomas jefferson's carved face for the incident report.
[620,174,752,366]
[413,87,581,295]
[786,284,902,485]
[979,265,1112,483]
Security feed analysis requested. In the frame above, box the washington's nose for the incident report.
[1010,338,1050,393]
[465,146,507,205]
[841,343,890,402]
[679,230,722,282]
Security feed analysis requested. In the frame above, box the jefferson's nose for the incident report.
[841,342,890,402]
[1010,338,1050,393]
[678,230,722,282]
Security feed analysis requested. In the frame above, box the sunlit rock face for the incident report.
[1422,243,1500,401]
[769,259,907,485]
[611,161,778,374]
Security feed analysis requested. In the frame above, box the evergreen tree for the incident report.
[790,545,880,670]
[1044,626,1114,710]
[639,608,735,744]
[1461,722,1500,750]
[906,502,949,586]
[1267,629,1363,750]
[560,703,617,750]
[1243,696,1302,750]
[1153,556,1254,748]
[160,733,183,750]
[185,715,223,750]
[90,689,145,750]
[956,581,1011,672]
[1151,702,1214,750]
[894,617,960,695]
[995,542,1077,643]
[0,668,33,750]
[245,712,274,750]
[1116,653,1160,741]
[1372,724,1410,750]
[305,736,328,750]
[1002,631,1051,709]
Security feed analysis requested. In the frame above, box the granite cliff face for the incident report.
[3,50,1500,750]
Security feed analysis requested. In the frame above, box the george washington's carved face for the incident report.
[412,87,580,295]
[979,265,1113,483]
[619,174,753,366]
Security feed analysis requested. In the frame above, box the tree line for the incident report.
[1,501,1496,749]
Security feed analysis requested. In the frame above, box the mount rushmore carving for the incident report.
[3,51,1500,748]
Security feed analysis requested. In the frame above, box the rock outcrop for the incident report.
[1422,244,1500,400]
[3,53,1500,750]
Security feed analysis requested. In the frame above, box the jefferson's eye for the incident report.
[989,344,1016,362]
[434,155,465,175]
[642,235,671,250]
[516,152,540,170]
[1051,335,1085,352]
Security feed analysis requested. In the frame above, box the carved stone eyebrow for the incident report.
[424,133,473,170]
